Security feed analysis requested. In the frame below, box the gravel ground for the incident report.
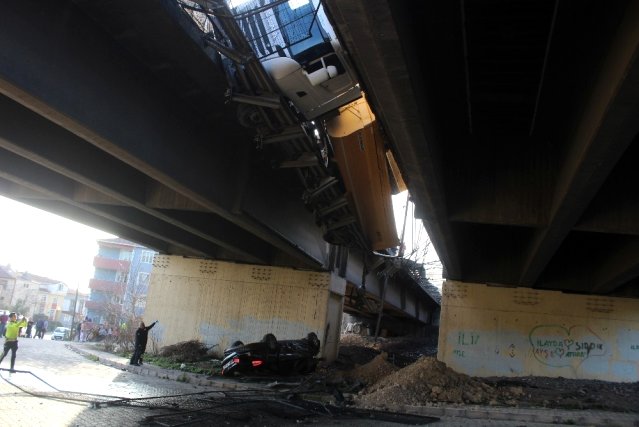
[334,334,639,413]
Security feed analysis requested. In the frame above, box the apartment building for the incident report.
[86,238,156,324]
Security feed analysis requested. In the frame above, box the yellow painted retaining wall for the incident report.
[143,255,345,360]
[438,280,639,382]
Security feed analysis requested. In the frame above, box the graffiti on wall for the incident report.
[529,325,606,367]
[452,331,480,358]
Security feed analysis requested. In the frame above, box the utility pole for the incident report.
[70,286,79,339]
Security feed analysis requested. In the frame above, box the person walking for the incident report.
[35,319,44,339]
[40,319,48,339]
[25,320,34,338]
[129,320,157,366]
[0,313,28,372]
[0,312,8,337]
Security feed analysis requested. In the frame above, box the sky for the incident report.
[0,192,442,292]
[392,192,443,288]
[0,196,115,291]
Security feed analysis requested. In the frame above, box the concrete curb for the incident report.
[66,344,246,390]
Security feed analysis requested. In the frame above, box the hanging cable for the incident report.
[398,191,409,258]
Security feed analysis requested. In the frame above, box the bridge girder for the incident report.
[0,0,328,268]
[324,0,639,296]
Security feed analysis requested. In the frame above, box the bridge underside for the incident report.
[0,0,324,268]
[325,0,639,297]
[0,0,438,325]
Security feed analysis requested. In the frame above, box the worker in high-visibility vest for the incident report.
[0,312,28,372]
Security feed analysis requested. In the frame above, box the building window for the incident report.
[137,272,150,286]
[40,295,47,302]
[140,251,154,264]
[115,271,129,283]
[119,251,132,261]
[135,297,146,309]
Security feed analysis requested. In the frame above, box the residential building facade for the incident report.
[15,273,68,321]
[86,238,156,324]
[0,265,86,325]
[60,288,89,328]
[0,265,16,310]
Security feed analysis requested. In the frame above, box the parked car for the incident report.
[221,332,321,377]
[51,327,71,341]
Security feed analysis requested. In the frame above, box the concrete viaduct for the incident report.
[1,0,639,381]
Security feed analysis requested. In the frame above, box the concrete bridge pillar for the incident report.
[438,280,639,382]
[143,255,345,361]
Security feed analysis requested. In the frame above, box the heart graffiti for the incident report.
[529,325,605,368]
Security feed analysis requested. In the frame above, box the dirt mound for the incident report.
[345,352,399,386]
[355,356,505,408]
[349,354,639,412]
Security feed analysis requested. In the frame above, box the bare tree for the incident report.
[102,252,152,351]
[10,298,29,316]
[396,193,443,286]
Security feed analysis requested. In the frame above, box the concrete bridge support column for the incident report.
[143,255,345,361]
[438,280,639,382]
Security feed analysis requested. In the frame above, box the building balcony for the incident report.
[89,279,125,295]
[85,300,105,310]
[93,256,130,271]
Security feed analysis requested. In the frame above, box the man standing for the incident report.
[35,319,44,339]
[129,320,157,366]
[41,319,48,339]
[0,313,28,372]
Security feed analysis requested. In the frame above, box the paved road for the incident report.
[0,337,636,426]
[0,336,217,426]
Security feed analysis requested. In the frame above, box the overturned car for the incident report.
[221,332,321,377]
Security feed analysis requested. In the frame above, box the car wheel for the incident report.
[261,333,277,352]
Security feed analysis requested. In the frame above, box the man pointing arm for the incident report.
[0,313,28,372]
[130,320,158,366]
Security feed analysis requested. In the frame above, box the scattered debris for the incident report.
[335,335,639,413]
[150,334,639,414]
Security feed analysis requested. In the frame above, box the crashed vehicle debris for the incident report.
[221,332,321,377]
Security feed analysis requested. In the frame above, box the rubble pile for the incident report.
[342,348,639,412]
[344,352,398,386]
[353,356,504,407]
